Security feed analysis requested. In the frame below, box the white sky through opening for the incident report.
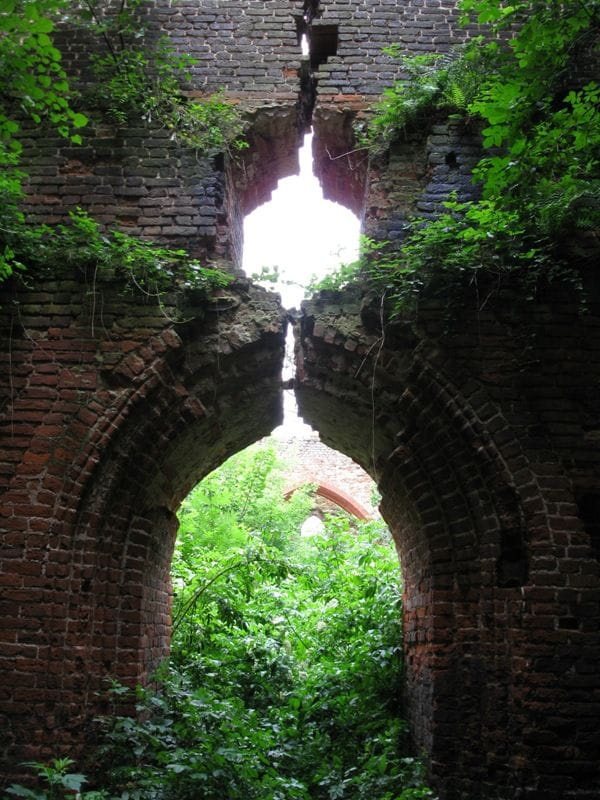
[242,132,360,309]
[242,132,360,436]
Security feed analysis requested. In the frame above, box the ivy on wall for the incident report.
[0,0,244,289]
[356,0,600,312]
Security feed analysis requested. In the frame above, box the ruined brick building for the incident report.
[1,2,599,798]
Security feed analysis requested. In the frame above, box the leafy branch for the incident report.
[75,0,248,153]
[2,208,232,298]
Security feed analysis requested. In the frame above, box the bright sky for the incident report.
[242,131,360,436]
[242,132,360,309]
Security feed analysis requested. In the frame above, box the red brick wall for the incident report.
[277,433,379,518]
[0,275,286,778]
[4,2,600,797]
[295,282,600,799]
[2,254,599,798]
[19,0,480,267]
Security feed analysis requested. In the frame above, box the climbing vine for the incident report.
[0,0,245,287]
[0,0,87,280]
[6,208,232,297]
[357,0,600,312]
[0,0,86,150]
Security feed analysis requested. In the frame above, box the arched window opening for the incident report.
[286,480,372,521]
[242,131,360,310]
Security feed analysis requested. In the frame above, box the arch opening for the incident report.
[155,437,408,798]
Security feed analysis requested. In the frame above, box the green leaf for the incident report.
[61,773,87,791]
[30,18,54,33]
[5,787,43,800]
[167,763,188,773]
[71,112,88,129]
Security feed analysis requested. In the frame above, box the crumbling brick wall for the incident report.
[21,0,478,269]
[295,281,600,800]
[4,2,600,798]
[0,276,286,779]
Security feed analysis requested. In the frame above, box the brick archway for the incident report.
[0,276,287,772]
[2,275,600,797]
[285,480,371,520]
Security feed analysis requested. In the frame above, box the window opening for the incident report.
[243,131,359,309]
[309,23,338,69]
[497,528,528,587]
[243,130,360,438]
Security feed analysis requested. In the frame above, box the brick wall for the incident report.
[21,0,478,267]
[295,280,600,799]
[276,432,380,517]
[0,275,286,778]
[5,2,600,798]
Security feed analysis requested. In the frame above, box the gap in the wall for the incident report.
[242,131,360,436]
[242,131,360,310]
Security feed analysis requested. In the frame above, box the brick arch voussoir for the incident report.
[285,480,371,519]
[377,351,547,791]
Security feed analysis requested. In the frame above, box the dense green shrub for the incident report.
[93,443,433,800]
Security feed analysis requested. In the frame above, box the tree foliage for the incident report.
[0,0,85,279]
[0,0,86,151]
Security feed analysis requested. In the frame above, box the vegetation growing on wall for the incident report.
[0,0,85,280]
[73,0,247,153]
[357,0,600,312]
[2,208,231,299]
[0,0,244,287]
[5,443,433,800]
